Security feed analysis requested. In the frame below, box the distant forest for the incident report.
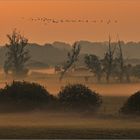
[0,30,140,83]
[0,38,140,68]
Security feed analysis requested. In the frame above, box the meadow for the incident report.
[0,69,139,138]
[0,96,140,138]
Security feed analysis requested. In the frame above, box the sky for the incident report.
[0,0,140,45]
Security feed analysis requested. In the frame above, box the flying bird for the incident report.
[21,17,118,26]
[107,20,111,24]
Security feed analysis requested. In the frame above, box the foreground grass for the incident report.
[0,127,140,139]
[0,96,139,139]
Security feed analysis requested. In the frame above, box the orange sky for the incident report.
[0,0,140,45]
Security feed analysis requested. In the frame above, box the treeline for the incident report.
[61,36,140,83]
[1,29,140,83]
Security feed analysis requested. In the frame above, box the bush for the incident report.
[120,91,140,114]
[0,81,55,111]
[58,84,102,112]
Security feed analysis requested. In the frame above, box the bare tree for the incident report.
[59,42,81,81]
[85,54,102,82]
[4,29,30,77]
[115,39,125,82]
[123,64,132,83]
[132,64,140,79]
[102,35,116,83]
[114,38,133,83]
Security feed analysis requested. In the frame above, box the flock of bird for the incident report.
[22,17,118,25]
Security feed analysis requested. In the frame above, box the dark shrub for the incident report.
[0,81,55,111]
[58,84,102,112]
[120,91,140,115]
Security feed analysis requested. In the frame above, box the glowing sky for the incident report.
[0,0,140,45]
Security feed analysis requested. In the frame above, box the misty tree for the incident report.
[4,29,30,77]
[85,54,102,82]
[102,36,116,83]
[114,40,125,82]
[132,64,140,79]
[59,42,81,80]
[123,64,132,82]
[115,39,133,83]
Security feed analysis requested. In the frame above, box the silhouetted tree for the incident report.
[0,81,56,111]
[114,40,125,82]
[85,54,102,82]
[102,36,116,83]
[117,40,124,82]
[120,91,140,114]
[58,84,102,112]
[123,64,132,82]
[109,38,133,83]
[131,65,140,79]
[4,29,30,77]
[59,42,81,80]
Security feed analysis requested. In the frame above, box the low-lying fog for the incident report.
[0,68,139,130]
[0,68,139,97]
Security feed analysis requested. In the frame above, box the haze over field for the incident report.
[0,0,140,139]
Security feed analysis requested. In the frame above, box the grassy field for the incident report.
[1,127,140,139]
[0,71,139,138]
[0,96,139,138]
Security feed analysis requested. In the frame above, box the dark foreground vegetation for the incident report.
[0,87,139,139]
[0,81,102,112]
[0,81,56,112]
[0,81,139,116]
[58,84,102,112]
[121,91,140,114]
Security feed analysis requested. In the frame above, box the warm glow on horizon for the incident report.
[0,0,140,45]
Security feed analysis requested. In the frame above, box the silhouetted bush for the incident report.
[120,91,140,115]
[58,84,102,112]
[0,81,56,111]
